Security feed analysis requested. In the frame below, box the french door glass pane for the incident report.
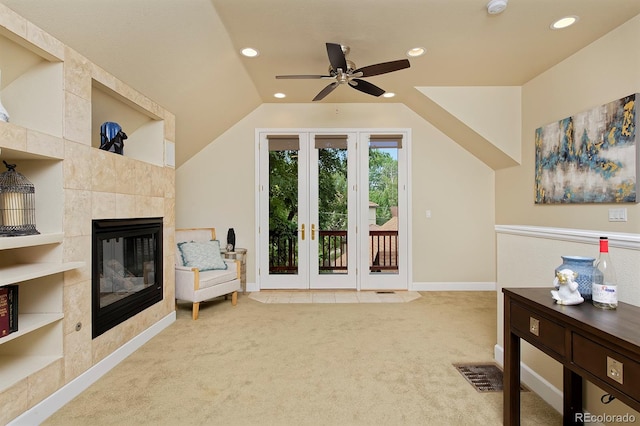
[368,140,399,275]
[268,140,299,275]
[317,145,348,274]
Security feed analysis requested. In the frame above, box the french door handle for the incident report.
[301,224,305,240]
[311,224,316,240]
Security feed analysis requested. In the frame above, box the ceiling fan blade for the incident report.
[313,81,340,101]
[354,59,410,77]
[349,79,385,97]
[276,75,332,79]
[326,43,347,72]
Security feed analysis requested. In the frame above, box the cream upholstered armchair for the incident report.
[175,228,241,319]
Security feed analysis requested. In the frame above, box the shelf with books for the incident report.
[0,274,65,392]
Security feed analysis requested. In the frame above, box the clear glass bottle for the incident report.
[592,237,618,309]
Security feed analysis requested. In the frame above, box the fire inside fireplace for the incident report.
[92,217,163,338]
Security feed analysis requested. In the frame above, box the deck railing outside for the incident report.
[268,230,398,274]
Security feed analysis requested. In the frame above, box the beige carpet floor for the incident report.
[43,291,561,425]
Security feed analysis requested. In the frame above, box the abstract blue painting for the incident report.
[535,93,638,204]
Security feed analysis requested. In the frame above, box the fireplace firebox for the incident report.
[92,217,163,338]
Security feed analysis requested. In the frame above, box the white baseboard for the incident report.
[9,312,176,426]
[412,282,496,291]
[248,282,496,292]
[494,344,563,414]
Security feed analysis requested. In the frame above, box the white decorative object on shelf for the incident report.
[551,268,585,305]
[0,70,8,122]
[0,100,8,122]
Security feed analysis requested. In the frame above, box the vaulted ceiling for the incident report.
[2,0,639,166]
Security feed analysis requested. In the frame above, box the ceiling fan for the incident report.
[276,43,410,101]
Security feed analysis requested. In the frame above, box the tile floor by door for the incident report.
[249,290,422,304]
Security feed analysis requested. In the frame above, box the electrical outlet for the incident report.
[608,208,627,222]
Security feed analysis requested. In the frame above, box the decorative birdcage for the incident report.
[0,160,39,236]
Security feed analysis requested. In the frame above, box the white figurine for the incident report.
[551,268,584,305]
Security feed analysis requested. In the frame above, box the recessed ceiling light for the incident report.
[274,93,286,99]
[406,47,426,57]
[486,0,508,15]
[551,15,579,30]
[241,47,259,57]
[382,92,395,98]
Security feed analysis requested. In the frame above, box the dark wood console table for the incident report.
[503,287,640,425]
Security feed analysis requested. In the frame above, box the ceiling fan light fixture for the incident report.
[406,47,426,57]
[241,47,259,57]
[486,0,508,15]
[551,15,579,30]
[276,42,410,101]
[382,92,395,98]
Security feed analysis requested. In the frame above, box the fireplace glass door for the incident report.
[98,233,156,307]
[92,218,163,338]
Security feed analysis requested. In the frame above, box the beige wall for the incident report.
[176,102,496,286]
[495,15,640,419]
[496,14,640,231]
[417,86,522,162]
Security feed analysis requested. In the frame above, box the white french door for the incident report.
[258,132,357,289]
[357,132,409,290]
[257,129,409,291]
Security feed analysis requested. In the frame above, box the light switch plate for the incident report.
[608,208,627,222]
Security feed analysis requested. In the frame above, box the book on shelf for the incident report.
[8,285,18,333]
[0,286,9,338]
[0,285,19,338]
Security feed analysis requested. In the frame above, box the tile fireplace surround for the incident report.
[0,5,176,423]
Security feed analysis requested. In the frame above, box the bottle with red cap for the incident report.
[592,237,618,309]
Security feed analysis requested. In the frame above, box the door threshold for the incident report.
[249,290,421,304]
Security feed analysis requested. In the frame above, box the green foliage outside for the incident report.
[269,150,299,240]
[269,148,398,233]
[368,149,398,225]
[268,147,397,269]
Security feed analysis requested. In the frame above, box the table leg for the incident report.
[563,367,583,425]
[504,299,521,425]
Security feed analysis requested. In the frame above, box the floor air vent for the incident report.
[453,363,528,393]
[376,291,395,294]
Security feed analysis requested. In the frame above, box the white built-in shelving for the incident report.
[0,6,173,420]
[0,24,83,396]
[0,232,64,250]
[0,261,84,287]
[91,80,166,166]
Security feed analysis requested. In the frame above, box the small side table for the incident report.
[223,248,247,294]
